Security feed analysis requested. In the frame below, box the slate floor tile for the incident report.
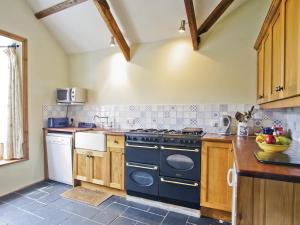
[0,192,33,206]
[20,201,47,212]
[3,211,43,225]
[41,183,71,195]
[188,216,222,225]
[110,216,137,225]
[95,196,116,210]
[104,202,128,214]
[37,193,60,204]
[161,212,188,225]
[148,207,168,216]
[116,198,150,211]
[34,205,72,224]
[60,214,87,225]
[26,190,49,200]
[63,201,99,219]
[91,210,119,225]
[0,220,7,225]
[0,206,25,223]
[48,197,72,208]
[121,207,164,225]
[16,181,52,195]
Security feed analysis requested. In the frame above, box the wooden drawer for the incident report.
[107,135,125,149]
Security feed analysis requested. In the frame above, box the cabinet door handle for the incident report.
[258,95,264,99]
[227,168,233,187]
[278,86,284,91]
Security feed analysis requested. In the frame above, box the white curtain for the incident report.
[1,48,23,160]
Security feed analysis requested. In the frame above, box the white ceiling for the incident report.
[26,0,248,54]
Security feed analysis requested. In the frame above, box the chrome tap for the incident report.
[93,115,112,128]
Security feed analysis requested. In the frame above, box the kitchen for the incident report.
[0,0,300,225]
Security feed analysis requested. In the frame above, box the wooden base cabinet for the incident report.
[236,176,300,225]
[106,135,125,190]
[201,141,233,219]
[73,149,107,186]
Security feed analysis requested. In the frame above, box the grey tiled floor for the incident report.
[0,181,231,225]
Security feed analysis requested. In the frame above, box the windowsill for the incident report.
[0,158,27,167]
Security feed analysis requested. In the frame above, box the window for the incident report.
[0,29,28,166]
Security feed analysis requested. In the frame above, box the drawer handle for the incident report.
[114,140,119,144]
[126,162,158,170]
[161,146,199,152]
[160,178,198,187]
[126,143,158,149]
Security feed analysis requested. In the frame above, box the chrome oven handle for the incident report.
[161,146,199,152]
[160,178,198,187]
[126,143,158,149]
[126,162,158,170]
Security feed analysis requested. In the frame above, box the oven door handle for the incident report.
[161,146,199,152]
[126,162,158,170]
[160,177,198,187]
[126,143,158,149]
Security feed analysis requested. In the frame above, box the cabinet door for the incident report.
[257,45,264,103]
[263,32,272,103]
[283,0,300,97]
[201,142,233,212]
[270,5,284,101]
[73,149,90,182]
[89,151,107,186]
[106,147,124,190]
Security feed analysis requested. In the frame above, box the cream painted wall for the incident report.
[0,0,69,195]
[70,0,271,105]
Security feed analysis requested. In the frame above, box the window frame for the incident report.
[0,29,28,166]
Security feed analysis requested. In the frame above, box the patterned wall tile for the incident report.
[42,104,299,138]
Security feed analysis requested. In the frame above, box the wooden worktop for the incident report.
[43,127,126,136]
[203,134,300,183]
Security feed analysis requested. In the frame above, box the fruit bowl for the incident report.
[256,142,290,153]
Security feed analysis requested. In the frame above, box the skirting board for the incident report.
[126,195,201,218]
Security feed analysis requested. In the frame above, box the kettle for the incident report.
[219,115,232,135]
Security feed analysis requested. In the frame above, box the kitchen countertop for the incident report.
[43,127,126,136]
[203,134,300,183]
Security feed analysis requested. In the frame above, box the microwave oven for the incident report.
[56,87,87,104]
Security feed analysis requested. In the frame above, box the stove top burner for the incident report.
[128,128,205,136]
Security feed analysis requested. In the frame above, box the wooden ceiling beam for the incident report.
[197,0,234,35]
[93,0,130,61]
[35,0,88,19]
[184,0,200,50]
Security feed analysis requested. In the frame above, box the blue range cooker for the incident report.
[125,128,205,209]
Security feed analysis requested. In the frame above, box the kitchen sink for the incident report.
[75,130,106,151]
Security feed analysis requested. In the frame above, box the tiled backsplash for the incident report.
[43,104,289,135]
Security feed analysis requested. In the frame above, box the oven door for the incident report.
[125,162,159,200]
[125,143,159,165]
[159,176,200,209]
[160,145,200,181]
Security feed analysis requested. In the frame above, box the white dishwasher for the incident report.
[46,133,73,185]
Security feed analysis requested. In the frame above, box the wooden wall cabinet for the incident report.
[106,135,125,190]
[73,149,107,186]
[255,0,300,108]
[201,141,233,214]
